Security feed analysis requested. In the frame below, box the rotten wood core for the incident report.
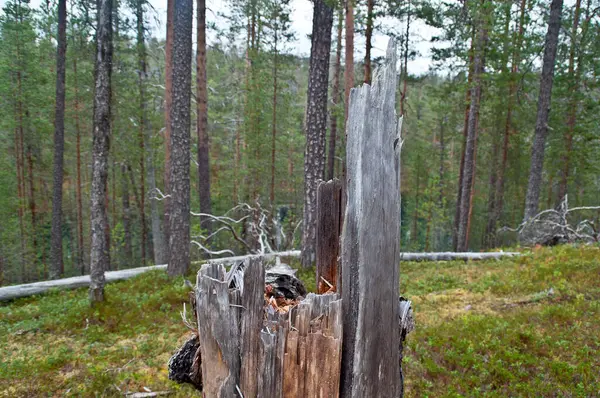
[316,179,342,294]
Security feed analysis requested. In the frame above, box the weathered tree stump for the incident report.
[194,259,342,398]
[340,38,403,397]
[168,38,413,398]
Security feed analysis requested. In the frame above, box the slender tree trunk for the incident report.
[135,0,148,265]
[233,117,241,205]
[50,0,67,279]
[457,4,488,252]
[73,55,85,275]
[163,0,174,261]
[167,0,193,276]
[196,0,212,234]
[523,0,564,221]
[491,0,527,245]
[327,7,343,181]
[26,144,38,270]
[344,0,354,122]
[411,161,420,247]
[89,0,113,303]
[270,12,279,229]
[453,34,474,251]
[301,0,334,268]
[484,4,511,248]
[400,0,411,116]
[364,0,374,84]
[121,163,133,268]
[557,0,582,204]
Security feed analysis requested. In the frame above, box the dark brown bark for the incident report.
[50,0,67,279]
[163,0,174,261]
[167,0,193,276]
[316,179,342,293]
[196,0,212,235]
[557,0,582,204]
[327,7,343,181]
[457,4,488,252]
[90,0,113,303]
[523,0,564,221]
[301,0,333,268]
[364,0,374,84]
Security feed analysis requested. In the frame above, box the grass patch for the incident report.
[1,245,599,396]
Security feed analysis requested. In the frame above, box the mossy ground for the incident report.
[1,245,599,397]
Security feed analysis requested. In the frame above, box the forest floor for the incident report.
[0,245,599,397]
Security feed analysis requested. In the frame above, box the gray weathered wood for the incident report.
[316,179,342,293]
[189,257,342,398]
[340,38,402,397]
[240,258,265,397]
[399,251,519,262]
[196,263,240,397]
[0,250,300,301]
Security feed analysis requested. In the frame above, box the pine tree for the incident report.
[301,0,333,267]
[89,0,113,303]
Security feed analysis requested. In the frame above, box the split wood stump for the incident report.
[196,258,343,398]
[170,38,410,398]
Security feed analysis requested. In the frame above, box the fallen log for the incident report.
[399,251,520,262]
[0,251,301,301]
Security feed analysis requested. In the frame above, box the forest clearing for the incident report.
[2,0,600,395]
[1,245,599,396]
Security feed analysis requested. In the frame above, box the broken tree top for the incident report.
[341,38,403,397]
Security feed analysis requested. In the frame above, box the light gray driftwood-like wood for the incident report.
[316,179,342,293]
[399,251,519,262]
[191,257,342,398]
[0,250,300,301]
[196,263,241,397]
[340,38,402,397]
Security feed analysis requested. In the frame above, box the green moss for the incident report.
[1,245,599,396]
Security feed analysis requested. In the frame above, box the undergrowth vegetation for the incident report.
[1,245,599,396]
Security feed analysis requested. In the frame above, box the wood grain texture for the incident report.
[340,39,402,397]
[316,179,342,293]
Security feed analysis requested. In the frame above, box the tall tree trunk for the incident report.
[167,0,193,276]
[364,0,374,84]
[411,160,420,247]
[344,0,354,122]
[301,0,334,268]
[457,3,488,252]
[491,0,527,245]
[73,55,85,275]
[453,32,474,251]
[121,163,133,268]
[136,0,148,265]
[523,0,564,221]
[327,7,343,181]
[484,3,511,248]
[400,0,411,116]
[26,144,38,272]
[163,0,174,261]
[557,0,582,205]
[270,8,279,223]
[90,0,113,303]
[196,0,212,234]
[50,0,67,279]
